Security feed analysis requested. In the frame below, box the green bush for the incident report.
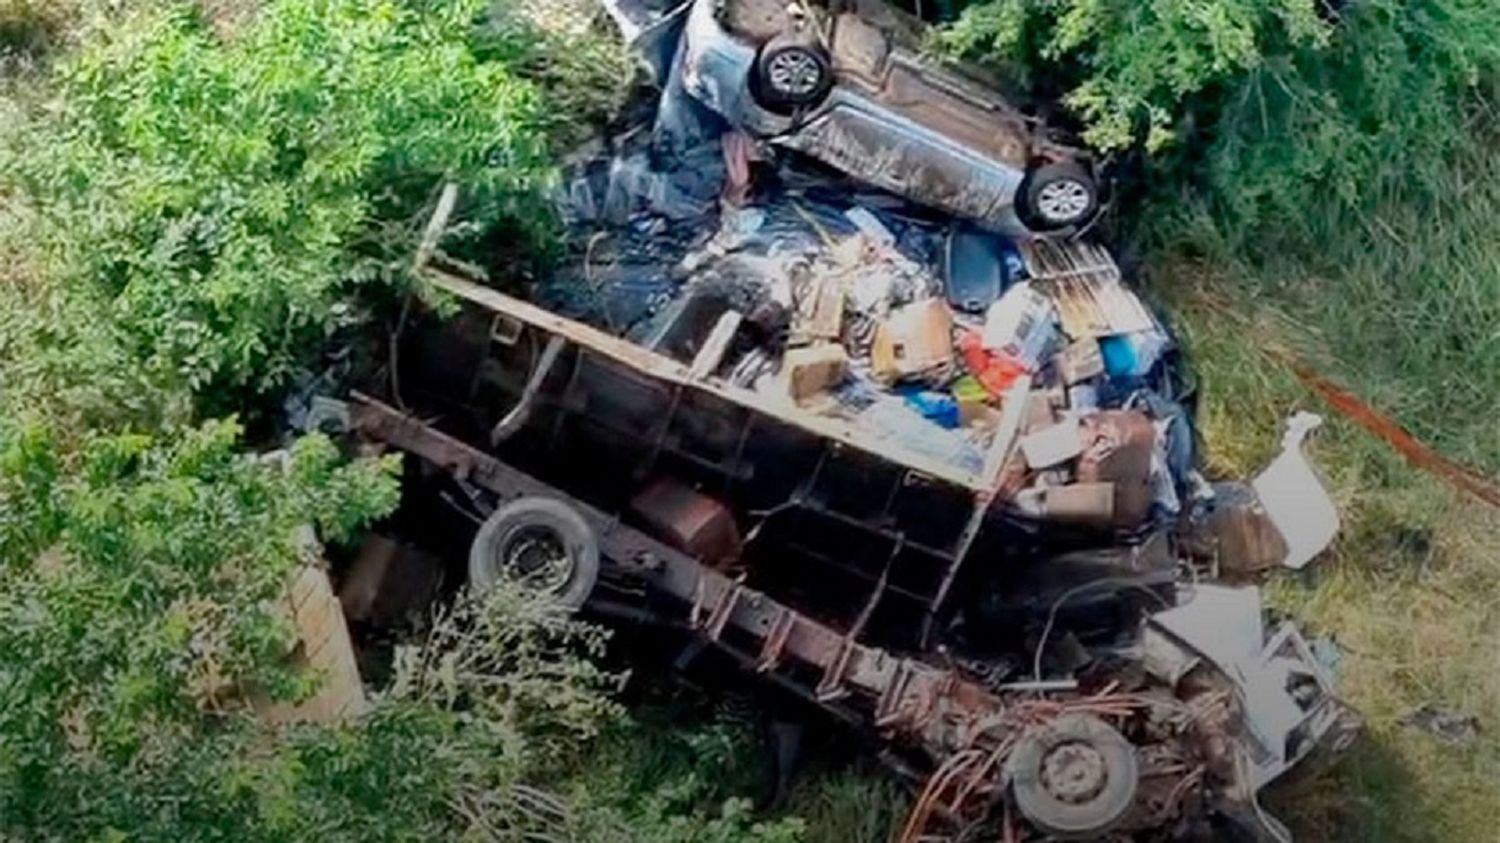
[0,418,403,835]
[1,0,553,407]
[2,1,633,838]
[1177,0,1500,251]
[0,4,821,838]
[940,0,1500,248]
[939,0,1331,153]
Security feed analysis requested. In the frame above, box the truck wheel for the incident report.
[752,33,832,111]
[1008,714,1139,839]
[1018,162,1100,230]
[468,497,599,611]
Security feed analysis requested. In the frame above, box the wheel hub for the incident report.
[503,525,574,595]
[1040,740,1108,804]
[1036,179,1092,222]
[767,51,822,97]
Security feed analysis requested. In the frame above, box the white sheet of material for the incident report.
[1253,412,1340,570]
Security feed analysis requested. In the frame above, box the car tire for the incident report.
[1018,162,1100,230]
[1007,714,1139,840]
[752,33,832,112]
[468,496,599,611]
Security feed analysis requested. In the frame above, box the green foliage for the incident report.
[243,588,625,841]
[0,1,671,838]
[0,417,403,835]
[1177,0,1500,250]
[561,704,807,843]
[391,586,623,769]
[475,0,637,151]
[786,771,906,843]
[941,0,1330,152]
[1,0,553,404]
[941,1,1500,248]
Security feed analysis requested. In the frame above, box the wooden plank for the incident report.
[981,375,1033,488]
[688,311,742,380]
[414,183,460,272]
[257,566,368,725]
[422,268,999,491]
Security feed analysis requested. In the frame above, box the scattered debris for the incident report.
[870,298,954,384]
[1399,705,1480,746]
[1019,416,1083,469]
[1058,337,1106,384]
[1253,412,1340,570]
[981,282,1057,370]
[944,225,1019,314]
[1195,481,1292,577]
[783,342,848,404]
[1148,585,1359,789]
[322,5,1358,839]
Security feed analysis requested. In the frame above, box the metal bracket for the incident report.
[815,638,856,703]
[703,582,745,642]
[756,608,797,673]
[875,660,917,728]
[489,314,525,346]
[490,333,566,445]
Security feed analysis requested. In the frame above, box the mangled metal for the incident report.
[319,4,1358,839]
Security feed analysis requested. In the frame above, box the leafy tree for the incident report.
[940,0,1330,153]
[0,420,401,836]
[1,0,554,407]
[940,0,1500,245]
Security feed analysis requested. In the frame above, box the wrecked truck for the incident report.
[315,3,1353,837]
[318,190,1353,840]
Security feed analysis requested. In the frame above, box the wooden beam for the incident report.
[421,269,999,492]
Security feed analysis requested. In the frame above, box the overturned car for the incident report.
[611,0,1103,235]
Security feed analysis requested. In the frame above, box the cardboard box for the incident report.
[1058,338,1105,384]
[1076,411,1157,526]
[783,343,848,404]
[1023,390,1057,433]
[871,298,954,383]
[1019,417,1084,468]
[793,273,845,343]
[1043,482,1116,527]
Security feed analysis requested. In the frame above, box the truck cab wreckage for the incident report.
[315,3,1358,838]
[327,218,1355,842]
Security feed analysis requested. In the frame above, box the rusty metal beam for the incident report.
[348,394,1014,754]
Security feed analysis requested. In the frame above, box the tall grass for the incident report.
[1155,132,1500,472]
[1144,18,1500,839]
[1158,260,1500,840]
[0,0,75,73]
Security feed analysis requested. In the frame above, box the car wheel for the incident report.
[1019,162,1100,230]
[753,33,832,111]
[468,497,599,611]
[1007,714,1139,840]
